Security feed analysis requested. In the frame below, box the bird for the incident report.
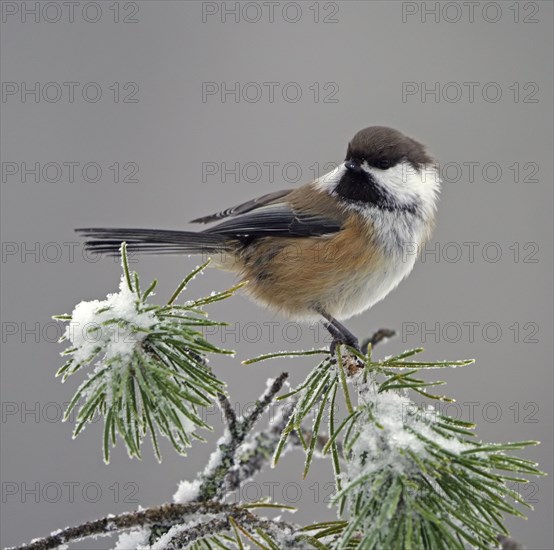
[77,126,441,351]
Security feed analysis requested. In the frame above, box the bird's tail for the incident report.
[76,228,231,256]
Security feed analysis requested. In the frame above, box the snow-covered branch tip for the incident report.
[250,344,544,549]
[53,244,244,462]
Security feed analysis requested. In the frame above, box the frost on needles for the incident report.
[19,242,543,550]
[245,341,545,549]
[332,372,542,549]
[53,244,244,463]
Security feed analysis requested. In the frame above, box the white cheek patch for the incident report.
[315,160,441,222]
[364,161,441,219]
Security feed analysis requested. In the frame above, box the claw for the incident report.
[330,336,360,355]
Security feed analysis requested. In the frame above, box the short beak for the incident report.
[345,160,362,173]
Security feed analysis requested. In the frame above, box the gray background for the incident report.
[1,1,553,548]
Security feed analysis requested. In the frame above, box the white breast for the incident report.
[328,208,428,320]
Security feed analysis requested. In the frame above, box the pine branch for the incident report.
[153,514,300,549]
[53,246,242,463]
[226,328,391,493]
[18,243,540,550]
[250,343,544,549]
[9,502,280,550]
[188,372,290,502]
[331,349,543,549]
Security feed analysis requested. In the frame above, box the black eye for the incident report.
[378,158,391,170]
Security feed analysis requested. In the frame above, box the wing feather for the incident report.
[202,204,342,240]
[190,189,294,224]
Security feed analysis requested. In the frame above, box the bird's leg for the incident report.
[317,308,360,353]
[324,323,344,355]
[328,317,360,351]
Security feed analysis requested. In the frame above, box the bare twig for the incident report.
[243,372,290,433]
[218,392,238,433]
[193,372,289,501]
[223,400,295,495]
[360,328,396,352]
[497,535,524,550]
[224,401,344,498]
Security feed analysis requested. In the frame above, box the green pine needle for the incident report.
[53,245,240,462]
[329,355,546,549]
[248,344,544,549]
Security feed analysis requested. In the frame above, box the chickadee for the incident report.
[78,126,440,350]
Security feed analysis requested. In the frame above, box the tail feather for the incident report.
[76,228,230,256]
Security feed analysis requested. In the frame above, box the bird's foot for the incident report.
[323,319,361,355]
[329,334,360,355]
